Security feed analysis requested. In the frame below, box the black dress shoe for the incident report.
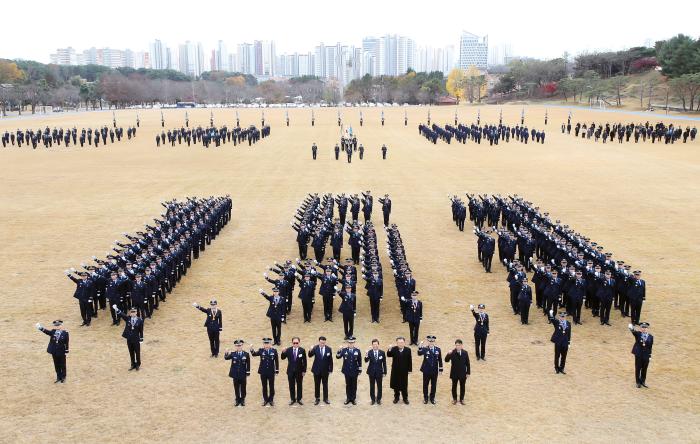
[430,399,436,405]
[269,401,274,406]
[371,400,376,405]
[234,401,240,406]
[297,400,303,406]
[54,379,61,383]
[393,398,399,404]
[241,401,245,406]
[314,399,320,405]
[324,399,330,405]
[403,399,409,405]
[423,399,428,404]
[459,400,465,405]
[262,401,268,406]
[344,400,351,405]
[60,379,65,383]
[452,399,457,405]
[555,369,560,374]
[559,370,566,375]
[289,401,296,406]
[376,400,381,405]
[641,383,648,388]
[129,366,135,371]
[637,383,641,388]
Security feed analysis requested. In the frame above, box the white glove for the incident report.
[549,309,553,316]
[192,302,198,307]
[470,304,474,310]
[64,270,70,275]
[112,304,118,310]
[263,273,268,277]
[258,288,263,293]
[274,261,278,265]
[628,323,634,330]
[36,323,42,330]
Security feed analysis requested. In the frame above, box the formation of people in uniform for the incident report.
[446,193,652,383]
[418,122,545,146]
[156,124,269,148]
[562,117,696,144]
[2,125,136,149]
[52,196,231,374]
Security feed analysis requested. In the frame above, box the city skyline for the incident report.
[4,0,697,65]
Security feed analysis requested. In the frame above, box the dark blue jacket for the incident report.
[364,349,387,378]
[40,328,69,356]
[251,347,279,377]
[224,350,250,379]
[336,347,362,376]
[308,345,334,375]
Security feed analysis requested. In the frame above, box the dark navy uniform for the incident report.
[548,311,571,374]
[116,308,144,370]
[224,343,251,405]
[194,302,223,356]
[36,321,69,382]
[261,290,286,345]
[471,306,489,360]
[405,296,423,345]
[629,323,653,387]
[251,342,280,406]
[418,340,443,403]
[336,343,362,404]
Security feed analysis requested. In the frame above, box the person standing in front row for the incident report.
[336,336,362,405]
[417,335,443,404]
[364,338,387,405]
[387,336,412,404]
[444,339,470,405]
[251,338,279,406]
[308,336,333,404]
[35,320,69,383]
[281,337,307,405]
[224,339,250,406]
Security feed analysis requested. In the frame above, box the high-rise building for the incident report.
[178,41,204,76]
[237,43,255,74]
[150,39,166,70]
[49,47,78,65]
[298,53,312,76]
[215,40,229,72]
[362,37,379,76]
[261,41,276,76]
[314,43,326,78]
[458,31,488,70]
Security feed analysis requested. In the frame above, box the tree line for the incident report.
[491,33,700,111]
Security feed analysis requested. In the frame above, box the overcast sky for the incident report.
[3,0,698,63]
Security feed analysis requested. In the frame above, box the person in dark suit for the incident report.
[251,338,280,406]
[364,339,387,404]
[308,336,333,404]
[629,322,653,388]
[597,270,615,326]
[113,306,144,370]
[403,292,423,345]
[444,339,470,404]
[192,300,223,357]
[378,194,392,226]
[336,337,362,404]
[627,270,646,325]
[224,339,251,406]
[568,271,586,324]
[518,278,533,325]
[418,336,443,404]
[548,310,572,374]
[387,337,412,404]
[260,288,286,345]
[66,270,93,326]
[470,304,489,360]
[281,337,307,405]
[338,284,357,339]
[35,320,69,383]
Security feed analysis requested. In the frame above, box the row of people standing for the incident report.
[2,126,136,149]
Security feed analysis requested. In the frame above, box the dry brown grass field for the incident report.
[0,105,698,443]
